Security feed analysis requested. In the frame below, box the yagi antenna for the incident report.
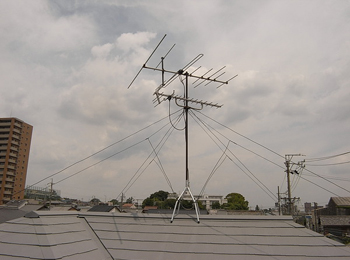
[128,34,237,223]
[127,34,167,89]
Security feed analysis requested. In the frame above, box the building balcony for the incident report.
[0,141,9,146]
[10,146,18,152]
[9,152,17,158]
[8,159,16,164]
[12,128,21,134]
[5,171,15,176]
[5,178,14,182]
[0,134,9,139]
[14,122,22,128]
[4,184,13,189]
[4,190,13,195]
[6,165,15,170]
[0,122,11,127]
[11,140,19,145]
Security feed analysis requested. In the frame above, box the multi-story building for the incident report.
[0,117,33,204]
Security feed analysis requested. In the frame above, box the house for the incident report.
[327,197,350,215]
[312,197,350,238]
[121,203,137,212]
[321,215,350,237]
[1,211,350,259]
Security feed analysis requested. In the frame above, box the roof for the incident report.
[331,197,350,207]
[87,205,118,212]
[321,215,350,226]
[0,204,45,224]
[1,211,350,259]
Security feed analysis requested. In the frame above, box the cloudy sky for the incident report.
[1,0,350,208]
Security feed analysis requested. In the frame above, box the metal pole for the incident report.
[185,73,189,186]
[286,158,292,215]
[278,186,281,215]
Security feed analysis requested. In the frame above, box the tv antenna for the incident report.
[128,34,237,223]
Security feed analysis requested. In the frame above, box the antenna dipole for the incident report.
[128,34,237,223]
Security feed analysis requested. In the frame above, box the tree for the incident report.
[110,199,119,205]
[162,199,176,209]
[255,205,260,211]
[126,197,134,204]
[223,193,249,210]
[212,201,221,209]
[142,197,155,208]
[150,190,169,201]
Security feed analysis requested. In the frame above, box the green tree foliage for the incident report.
[142,190,171,209]
[110,199,119,205]
[222,193,249,210]
[126,197,134,203]
[212,201,221,209]
[150,190,169,201]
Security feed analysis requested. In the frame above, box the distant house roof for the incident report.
[122,203,136,209]
[142,206,158,211]
[0,211,350,259]
[0,204,46,224]
[87,205,119,212]
[330,197,350,207]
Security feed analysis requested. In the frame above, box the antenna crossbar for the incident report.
[156,92,222,108]
[144,65,229,85]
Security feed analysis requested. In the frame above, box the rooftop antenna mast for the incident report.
[128,34,237,223]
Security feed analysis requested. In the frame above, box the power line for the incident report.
[190,111,277,201]
[197,110,284,159]
[298,175,341,197]
[304,151,350,162]
[305,160,350,166]
[194,112,285,170]
[19,110,183,196]
[119,113,183,198]
[303,167,350,194]
[55,115,175,185]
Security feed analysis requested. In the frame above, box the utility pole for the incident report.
[277,186,281,216]
[284,154,304,215]
[49,179,53,210]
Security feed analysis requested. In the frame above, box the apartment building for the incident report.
[0,117,33,204]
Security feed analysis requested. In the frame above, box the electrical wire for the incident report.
[305,160,350,166]
[147,138,175,193]
[118,113,183,198]
[55,118,175,185]
[190,111,278,201]
[197,110,284,159]
[169,97,185,130]
[198,142,229,198]
[304,151,350,162]
[303,167,350,194]
[194,113,285,170]
[298,175,341,197]
[14,111,183,197]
